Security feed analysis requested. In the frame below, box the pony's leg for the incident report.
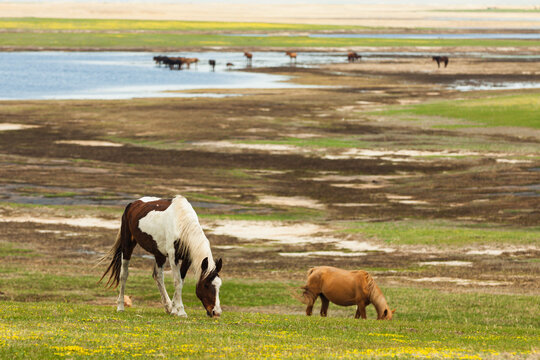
[355,303,367,319]
[168,255,188,318]
[319,294,329,317]
[153,262,173,314]
[116,257,130,312]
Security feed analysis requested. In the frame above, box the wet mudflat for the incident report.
[0,52,538,305]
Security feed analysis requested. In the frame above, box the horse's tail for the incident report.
[287,285,313,305]
[97,203,131,288]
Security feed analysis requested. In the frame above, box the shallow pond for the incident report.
[0,51,341,100]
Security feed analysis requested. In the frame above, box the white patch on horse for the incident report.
[212,276,222,316]
[139,196,161,203]
[138,196,215,277]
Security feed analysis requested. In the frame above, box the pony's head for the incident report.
[379,308,396,320]
[196,257,223,318]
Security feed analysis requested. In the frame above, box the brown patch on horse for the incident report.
[299,266,394,320]
[196,257,223,317]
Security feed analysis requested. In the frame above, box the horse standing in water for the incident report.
[286,51,297,64]
[99,195,223,318]
[299,266,394,320]
[432,56,449,68]
[244,51,253,66]
[209,59,216,71]
[347,51,361,63]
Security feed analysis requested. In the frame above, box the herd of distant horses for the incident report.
[99,195,394,320]
[152,51,450,71]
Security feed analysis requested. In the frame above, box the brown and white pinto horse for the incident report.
[299,266,394,320]
[432,56,449,68]
[99,195,223,318]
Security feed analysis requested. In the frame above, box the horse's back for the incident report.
[308,266,359,306]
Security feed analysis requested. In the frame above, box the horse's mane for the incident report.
[172,195,215,278]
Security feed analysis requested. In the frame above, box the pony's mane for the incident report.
[172,195,215,278]
[361,271,376,299]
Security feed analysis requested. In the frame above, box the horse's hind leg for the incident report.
[319,294,329,317]
[116,258,129,311]
[116,240,136,312]
[153,255,173,314]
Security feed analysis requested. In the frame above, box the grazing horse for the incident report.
[432,56,449,68]
[347,51,361,63]
[99,195,223,318]
[244,51,253,65]
[209,59,216,71]
[286,51,297,64]
[299,266,394,320]
[226,62,234,70]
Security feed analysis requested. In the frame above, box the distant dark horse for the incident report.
[432,56,449,68]
[99,195,223,318]
[347,51,361,63]
[209,59,216,71]
[153,56,168,66]
[226,62,234,70]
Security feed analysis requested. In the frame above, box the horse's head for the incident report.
[196,257,223,318]
[379,308,396,320]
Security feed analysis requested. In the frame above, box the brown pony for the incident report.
[286,51,297,63]
[244,51,253,65]
[299,266,394,320]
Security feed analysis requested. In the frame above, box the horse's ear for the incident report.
[201,257,208,272]
[215,258,222,273]
[392,309,396,314]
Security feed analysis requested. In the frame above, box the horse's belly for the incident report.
[322,288,357,307]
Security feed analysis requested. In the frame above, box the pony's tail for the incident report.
[288,285,313,305]
[97,203,131,289]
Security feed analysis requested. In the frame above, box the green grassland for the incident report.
[0,271,538,359]
[376,94,540,129]
[1,32,538,49]
[341,220,540,246]
[0,18,366,32]
[0,18,539,49]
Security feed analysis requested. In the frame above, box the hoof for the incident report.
[171,308,188,317]
[116,307,125,312]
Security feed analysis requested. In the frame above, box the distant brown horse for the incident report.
[286,51,297,63]
[299,266,395,320]
[184,58,199,69]
[226,62,234,70]
[432,56,449,68]
[244,51,253,65]
[347,51,361,63]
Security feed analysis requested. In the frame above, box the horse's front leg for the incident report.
[355,303,367,319]
[168,255,189,317]
[153,261,173,314]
